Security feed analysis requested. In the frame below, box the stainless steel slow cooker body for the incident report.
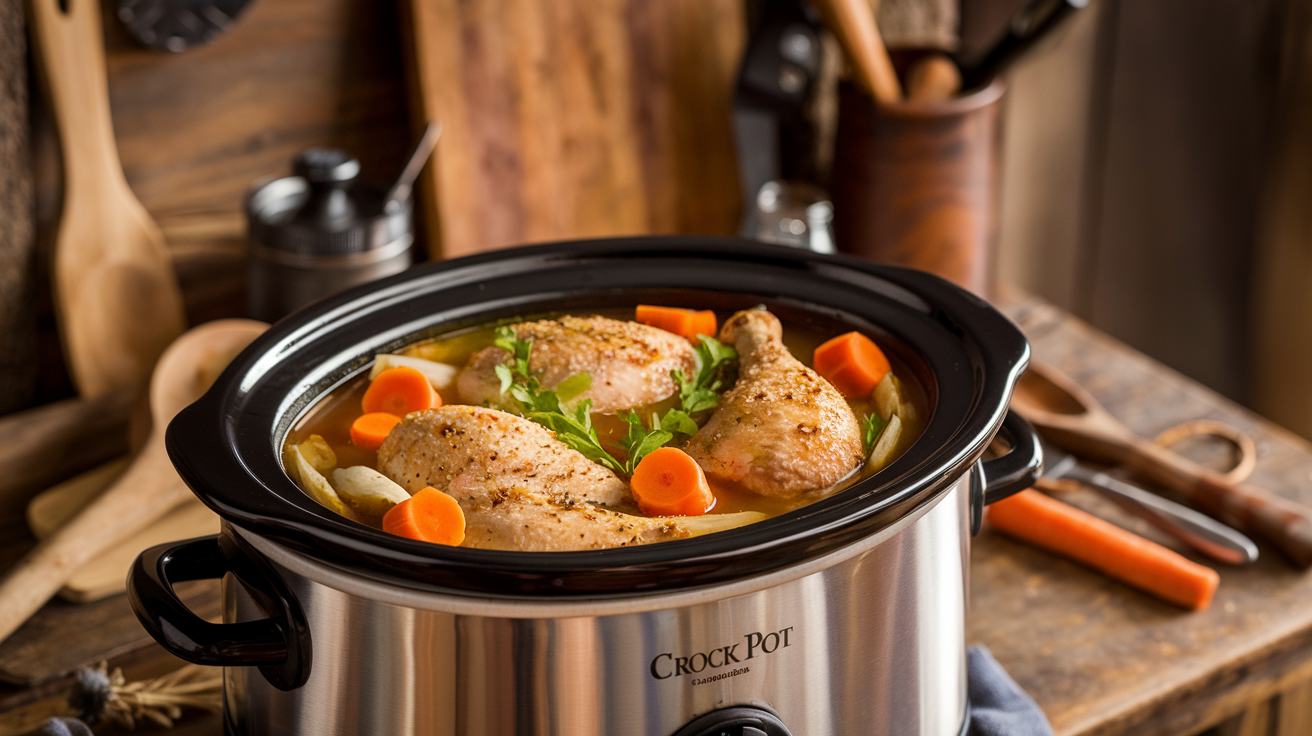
[129,238,1040,736]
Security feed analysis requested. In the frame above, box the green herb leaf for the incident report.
[863,412,887,454]
[494,364,515,395]
[554,372,592,402]
[495,328,625,474]
[695,334,738,378]
[493,325,738,478]
[673,335,738,416]
[659,409,700,437]
[618,412,673,475]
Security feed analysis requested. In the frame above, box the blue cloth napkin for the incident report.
[36,718,93,736]
[968,645,1054,736]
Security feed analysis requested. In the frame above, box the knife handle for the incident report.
[1125,440,1312,567]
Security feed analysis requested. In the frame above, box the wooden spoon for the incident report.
[0,319,267,644]
[29,0,187,398]
[905,53,962,102]
[812,0,903,104]
[1012,362,1312,567]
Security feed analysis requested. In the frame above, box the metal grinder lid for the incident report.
[246,148,411,258]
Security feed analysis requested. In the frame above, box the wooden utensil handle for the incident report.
[1188,474,1312,567]
[1127,440,1312,566]
[27,0,123,192]
[0,441,191,644]
[815,0,902,103]
[906,54,962,101]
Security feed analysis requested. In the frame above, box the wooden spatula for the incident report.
[29,0,187,397]
[0,319,266,645]
[26,460,219,602]
[1012,361,1312,567]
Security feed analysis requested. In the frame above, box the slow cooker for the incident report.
[128,238,1041,736]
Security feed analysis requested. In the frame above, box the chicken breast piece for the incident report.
[456,487,689,551]
[376,405,629,507]
[456,315,696,414]
[687,309,864,499]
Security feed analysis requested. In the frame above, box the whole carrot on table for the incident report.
[988,489,1220,611]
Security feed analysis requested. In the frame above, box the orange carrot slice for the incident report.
[362,366,440,416]
[382,487,466,545]
[630,447,716,517]
[350,412,402,451]
[813,331,891,398]
[687,310,717,339]
[636,305,718,340]
[988,489,1220,611]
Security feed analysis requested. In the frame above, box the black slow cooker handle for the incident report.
[128,535,310,690]
[981,410,1043,504]
[971,410,1044,534]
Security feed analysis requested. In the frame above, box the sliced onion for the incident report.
[674,511,768,537]
[332,466,412,524]
[370,354,459,390]
[872,373,902,421]
[283,443,359,522]
[297,434,337,474]
[867,414,903,473]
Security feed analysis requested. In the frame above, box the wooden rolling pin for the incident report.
[1012,362,1312,567]
[0,320,266,645]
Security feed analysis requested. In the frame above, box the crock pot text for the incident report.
[649,627,794,680]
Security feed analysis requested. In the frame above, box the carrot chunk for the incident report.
[688,310,717,340]
[362,366,440,416]
[382,487,466,545]
[350,412,402,451]
[630,447,716,517]
[813,331,891,398]
[988,489,1220,611]
[636,305,718,341]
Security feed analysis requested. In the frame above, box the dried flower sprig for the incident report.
[69,661,222,730]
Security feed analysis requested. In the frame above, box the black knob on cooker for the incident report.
[671,706,793,736]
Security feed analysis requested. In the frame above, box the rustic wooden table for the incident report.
[973,295,1312,736]
[3,294,1312,736]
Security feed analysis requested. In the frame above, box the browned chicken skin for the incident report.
[376,405,629,507]
[376,405,750,551]
[457,488,690,551]
[456,315,696,414]
[686,309,864,499]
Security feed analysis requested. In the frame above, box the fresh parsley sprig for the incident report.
[493,326,622,474]
[493,325,738,477]
[674,335,738,414]
[616,334,737,472]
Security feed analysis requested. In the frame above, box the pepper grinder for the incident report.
[246,124,439,322]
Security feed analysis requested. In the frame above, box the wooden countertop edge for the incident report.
[1059,621,1312,735]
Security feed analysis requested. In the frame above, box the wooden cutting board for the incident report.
[24,459,218,603]
[402,0,747,259]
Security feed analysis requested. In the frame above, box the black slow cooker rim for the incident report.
[168,237,1028,597]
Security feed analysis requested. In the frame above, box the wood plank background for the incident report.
[19,0,750,398]
[404,0,745,259]
[993,0,1283,406]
